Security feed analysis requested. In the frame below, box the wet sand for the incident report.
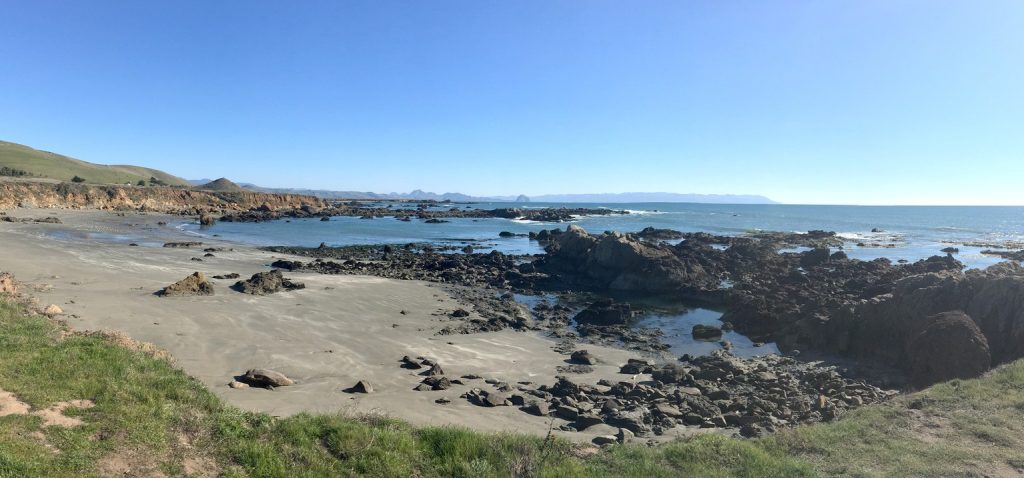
[0,209,685,442]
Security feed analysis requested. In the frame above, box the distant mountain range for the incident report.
[188,180,524,202]
[189,180,775,204]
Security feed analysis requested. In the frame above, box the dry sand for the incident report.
[0,209,687,442]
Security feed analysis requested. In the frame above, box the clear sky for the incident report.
[1,1,1022,205]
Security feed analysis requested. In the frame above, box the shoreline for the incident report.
[0,208,667,443]
[6,205,1024,445]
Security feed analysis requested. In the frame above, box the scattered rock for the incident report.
[241,369,294,388]
[351,380,373,393]
[159,272,214,297]
[570,350,597,365]
[232,270,305,295]
[162,241,202,248]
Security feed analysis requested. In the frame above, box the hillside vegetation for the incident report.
[0,140,190,186]
[0,295,1021,477]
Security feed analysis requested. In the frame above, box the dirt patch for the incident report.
[183,456,219,478]
[0,387,94,428]
[97,447,169,478]
[0,388,31,417]
[35,399,95,427]
[906,409,952,444]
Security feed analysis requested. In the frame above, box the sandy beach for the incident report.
[0,209,680,443]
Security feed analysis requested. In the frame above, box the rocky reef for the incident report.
[265,224,1024,391]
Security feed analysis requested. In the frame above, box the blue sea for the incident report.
[179,203,1024,358]
[182,202,1024,271]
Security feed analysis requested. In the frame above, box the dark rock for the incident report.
[163,241,202,248]
[351,380,373,393]
[232,270,305,295]
[573,299,635,326]
[159,272,214,297]
[400,356,423,369]
[907,311,991,388]
[799,248,831,268]
[421,376,452,391]
[692,324,723,340]
[522,401,550,416]
[242,369,294,388]
[570,350,597,365]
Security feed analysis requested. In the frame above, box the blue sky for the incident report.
[1,1,1022,205]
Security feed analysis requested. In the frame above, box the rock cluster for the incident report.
[442,352,890,438]
[232,270,305,295]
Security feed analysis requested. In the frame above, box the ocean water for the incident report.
[182,203,1024,270]
[180,203,1024,358]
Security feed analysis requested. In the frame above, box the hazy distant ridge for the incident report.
[189,180,775,204]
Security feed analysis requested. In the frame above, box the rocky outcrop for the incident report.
[232,270,305,295]
[159,272,214,297]
[538,225,714,293]
[907,311,990,388]
[822,262,1024,387]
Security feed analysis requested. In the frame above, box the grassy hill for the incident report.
[195,177,248,192]
[0,295,1021,477]
[0,140,190,186]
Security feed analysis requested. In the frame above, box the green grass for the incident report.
[0,140,190,186]
[0,295,1021,477]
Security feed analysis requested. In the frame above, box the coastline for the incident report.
[0,208,661,443]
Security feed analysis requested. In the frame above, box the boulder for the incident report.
[907,311,991,388]
[692,324,723,341]
[616,427,635,443]
[159,272,214,297]
[242,369,294,388]
[619,359,653,375]
[351,380,373,393]
[421,376,451,391]
[570,350,597,365]
[522,401,550,416]
[232,270,305,295]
